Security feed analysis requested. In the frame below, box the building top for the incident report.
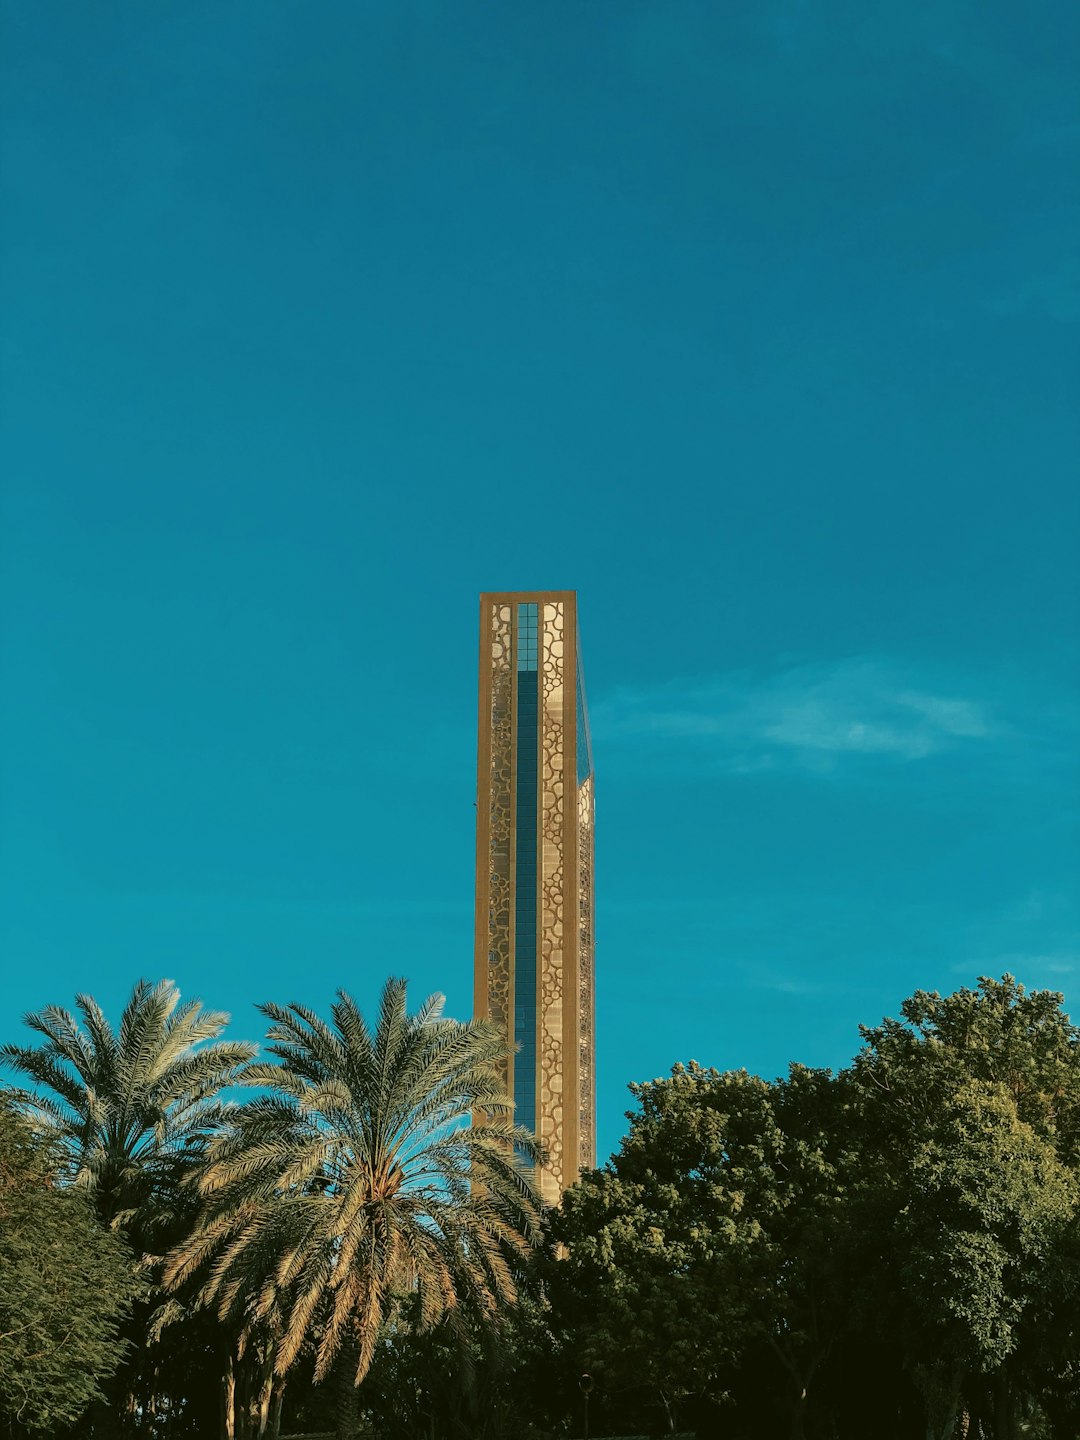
[479,589,577,604]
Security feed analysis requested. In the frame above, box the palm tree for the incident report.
[0,978,256,1234]
[1,979,258,1439]
[164,978,543,1430]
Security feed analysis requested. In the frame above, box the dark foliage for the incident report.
[5,974,1080,1439]
[0,1102,135,1436]
[515,978,1080,1440]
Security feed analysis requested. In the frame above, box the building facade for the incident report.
[474,591,595,1202]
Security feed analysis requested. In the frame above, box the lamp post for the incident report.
[579,1373,594,1440]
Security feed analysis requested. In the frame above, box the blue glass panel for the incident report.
[517,602,538,672]
[576,635,593,784]
[513,635,538,1135]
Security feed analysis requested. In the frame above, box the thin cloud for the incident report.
[894,691,989,738]
[975,953,1080,979]
[592,658,997,773]
[985,261,1080,325]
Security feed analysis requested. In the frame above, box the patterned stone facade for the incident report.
[577,772,595,1172]
[474,591,595,1201]
[485,603,514,1097]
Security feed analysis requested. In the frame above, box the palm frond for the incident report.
[165,976,543,1398]
[7,980,247,1231]
[19,1004,96,1081]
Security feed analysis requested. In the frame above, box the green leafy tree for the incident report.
[854,975,1080,1169]
[853,977,1080,1439]
[537,1062,860,1439]
[861,1080,1075,1440]
[0,1101,135,1435]
[165,979,543,1439]
[358,1295,523,1440]
[532,978,1080,1440]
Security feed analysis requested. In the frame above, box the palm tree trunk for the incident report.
[224,1347,237,1440]
[268,1381,285,1440]
[257,1373,273,1436]
[335,1340,361,1440]
[254,1344,276,1437]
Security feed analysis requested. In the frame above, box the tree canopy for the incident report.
[163,979,543,1436]
[3,973,1080,1440]
[0,1101,135,1435]
[0,978,256,1236]
[521,978,1080,1440]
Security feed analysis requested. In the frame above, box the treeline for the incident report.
[2,976,1080,1440]
[0,979,539,1440]
[535,978,1080,1439]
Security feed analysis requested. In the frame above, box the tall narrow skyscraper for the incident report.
[474,591,595,1202]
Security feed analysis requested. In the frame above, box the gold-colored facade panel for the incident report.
[538,601,565,1206]
[484,603,514,1096]
[578,773,596,1171]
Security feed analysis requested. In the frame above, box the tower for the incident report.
[474,591,595,1202]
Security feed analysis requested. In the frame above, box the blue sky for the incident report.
[1,1,1077,1161]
